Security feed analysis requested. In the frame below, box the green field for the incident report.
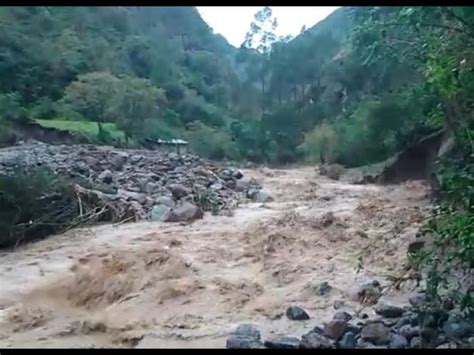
[35,119,126,143]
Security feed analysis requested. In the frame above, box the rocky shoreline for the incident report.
[226,289,474,349]
[0,142,273,223]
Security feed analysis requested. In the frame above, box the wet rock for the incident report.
[264,337,300,349]
[226,324,263,349]
[155,196,175,208]
[235,324,260,340]
[323,319,347,340]
[396,313,418,329]
[410,336,421,348]
[360,322,390,345]
[150,204,171,222]
[338,331,356,349]
[84,156,100,170]
[286,306,310,320]
[253,190,273,203]
[109,151,128,170]
[408,292,426,309]
[326,164,344,180]
[407,239,426,255]
[210,182,223,191]
[436,342,457,349]
[98,169,113,184]
[333,311,352,322]
[333,300,345,309]
[232,170,243,180]
[348,276,382,305]
[399,324,420,341]
[443,313,473,340]
[374,303,405,318]
[168,184,190,199]
[389,334,408,349]
[167,202,203,222]
[226,335,263,349]
[235,179,251,192]
[314,281,332,296]
[130,155,144,164]
[300,331,335,349]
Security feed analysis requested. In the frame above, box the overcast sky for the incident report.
[197,6,339,48]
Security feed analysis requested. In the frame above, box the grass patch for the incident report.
[35,119,126,143]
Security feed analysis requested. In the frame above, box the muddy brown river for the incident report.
[0,167,431,348]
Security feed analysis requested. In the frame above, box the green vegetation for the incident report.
[35,119,126,143]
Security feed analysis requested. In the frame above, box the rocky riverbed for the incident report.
[0,142,272,223]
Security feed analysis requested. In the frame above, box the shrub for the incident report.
[298,123,338,164]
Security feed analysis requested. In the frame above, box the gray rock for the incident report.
[389,334,408,349]
[410,336,421,348]
[323,319,347,340]
[235,179,251,192]
[374,303,405,318]
[407,239,426,255]
[167,202,203,222]
[232,170,243,180]
[408,292,425,308]
[333,300,345,309]
[338,331,356,349]
[315,281,332,296]
[145,182,160,194]
[84,156,100,170]
[333,311,352,322]
[168,183,190,199]
[235,324,260,340]
[155,196,175,208]
[226,324,263,349]
[98,169,113,184]
[210,182,224,191]
[226,335,263,349]
[150,204,171,222]
[246,188,260,199]
[264,337,300,349]
[253,190,273,203]
[361,322,390,345]
[300,331,335,349]
[286,306,310,320]
[399,324,420,341]
[443,314,473,340]
[110,151,128,170]
[347,278,382,305]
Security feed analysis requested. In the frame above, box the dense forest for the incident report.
[0,6,473,310]
[0,6,469,166]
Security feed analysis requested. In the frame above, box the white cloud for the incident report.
[197,6,339,47]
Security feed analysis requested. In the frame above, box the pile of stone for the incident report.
[226,292,473,349]
[0,142,266,223]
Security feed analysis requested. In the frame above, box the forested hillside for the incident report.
[2,6,470,169]
[0,6,259,158]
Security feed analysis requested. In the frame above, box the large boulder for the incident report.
[300,331,335,349]
[226,324,263,349]
[286,306,310,320]
[326,164,344,180]
[167,202,203,222]
[360,322,391,345]
[150,204,171,222]
[168,183,190,200]
[109,151,129,170]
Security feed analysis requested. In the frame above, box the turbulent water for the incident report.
[0,166,431,348]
